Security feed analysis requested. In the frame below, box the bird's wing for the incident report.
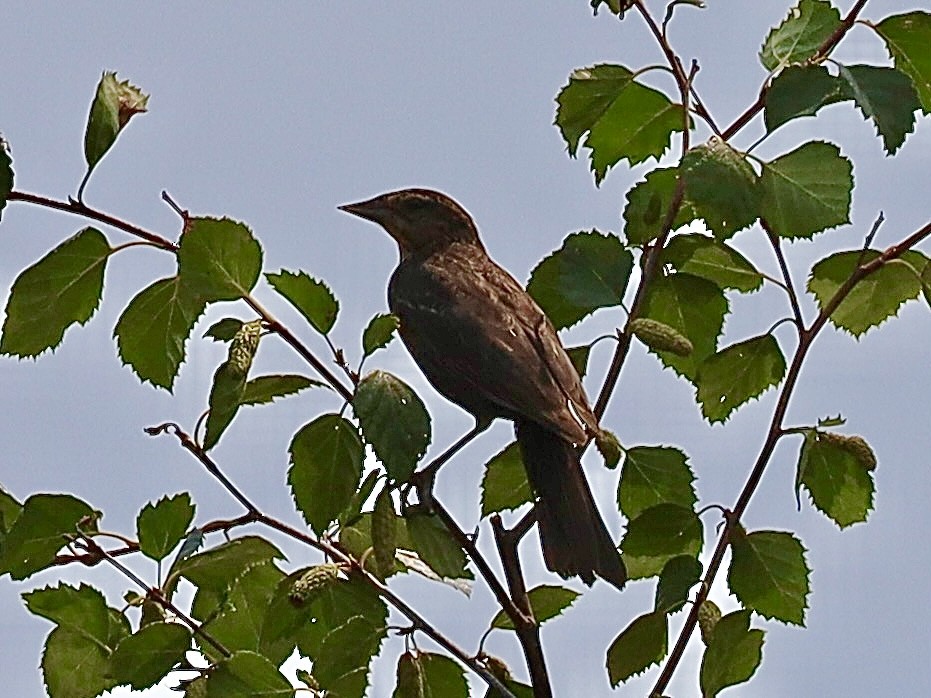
[389,244,593,444]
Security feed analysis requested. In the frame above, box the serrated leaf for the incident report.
[0,494,95,580]
[764,65,847,131]
[837,64,920,154]
[808,250,922,336]
[84,72,148,171]
[24,583,114,638]
[618,446,697,520]
[354,371,431,482]
[297,576,388,696]
[623,167,701,245]
[759,0,840,71]
[621,503,702,579]
[109,622,191,690]
[0,138,12,221]
[114,275,206,390]
[480,442,532,517]
[663,234,763,292]
[265,269,339,334]
[1,228,110,357]
[696,333,786,423]
[405,507,469,579]
[555,64,687,183]
[240,374,323,406]
[641,273,728,381]
[393,652,469,698]
[177,217,262,301]
[798,432,874,527]
[729,530,810,625]
[176,537,285,621]
[0,485,23,535]
[759,141,852,240]
[205,651,292,697]
[527,230,633,329]
[203,317,244,342]
[655,555,703,614]
[289,414,364,535]
[876,12,931,114]
[362,313,400,357]
[42,609,130,698]
[681,138,760,239]
[700,610,764,697]
[491,585,581,630]
[203,361,248,451]
[137,493,195,562]
[605,611,668,686]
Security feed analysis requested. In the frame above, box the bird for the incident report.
[339,188,626,589]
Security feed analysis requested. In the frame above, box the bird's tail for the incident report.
[516,420,626,589]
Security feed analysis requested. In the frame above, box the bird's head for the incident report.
[339,188,482,257]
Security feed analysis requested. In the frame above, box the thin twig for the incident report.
[763,220,805,331]
[650,217,931,695]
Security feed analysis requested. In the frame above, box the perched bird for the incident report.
[340,188,626,589]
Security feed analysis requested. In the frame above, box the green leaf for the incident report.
[605,611,668,686]
[565,343,592,380]
[109,622,191,690]
[876,11,931,113]
[623,167,701,245]
[1,227,110,357]
[203,362,248,451]
[618,446,697,520]
[759,0,841,71]
[527,230,633,329]
[681,138,760,239]
[696,333,787,423]
[0,494,95,580]
[137,493,195,562]
[837,65,920,155]
[808,250,923,336]
[354,370,431,482]
[297,576,388,696]
[177,217,262,301]
[655,555,703,614]
[266,269,339,335]
[480,442,532,517]
[0,485,22,535]
[362,312,400,357]
[84,72,148,170]
[663,234,763,292]
[729,530,810,625]
[240,374,323,406]
[621,503,702,579]
[555,64,687,183]
[113,275,206,390]
[24,584,130,698]
[289,414,364,535]
[700,610,765,697]
[393,652,469,698]
[764,65,847,131]
[371,486,398,579]
[0,138,12,221]
[641,273,728,381]
[405,507,469,579]
[176,536,285,621]
[203,317,244,342]
[759,141,852,240]
[205,651,293,697]
[798,432,874,527]
[491,585,581,630]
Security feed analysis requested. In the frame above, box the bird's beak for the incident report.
[338,197,387,224]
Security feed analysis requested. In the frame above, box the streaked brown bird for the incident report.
[340,188,626,589]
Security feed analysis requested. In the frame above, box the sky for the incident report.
[1,2,930,696]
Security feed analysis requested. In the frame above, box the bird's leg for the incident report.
[410,418,492,506]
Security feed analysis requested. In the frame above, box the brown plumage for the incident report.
[340,188,626,589]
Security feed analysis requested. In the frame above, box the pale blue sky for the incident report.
[2,2,929,696]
